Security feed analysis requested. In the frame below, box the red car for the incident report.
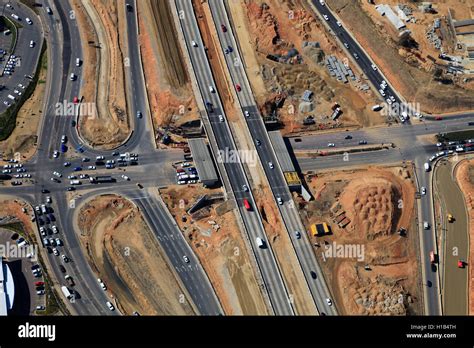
[221,24,227,32]
[458,260,466,268]
[235,84,241,92]
[35,281,44,286]
[435,116,443,121]
[73,96,79,104]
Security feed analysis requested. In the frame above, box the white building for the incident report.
[0,258,15,315]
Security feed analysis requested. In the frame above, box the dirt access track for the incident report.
[138,0,200,144]
[73,0,131,149]
[326,0,474,114]
[455,159,474,315]
[161,185,269,315]
[300,166,421,315]
[76,194,195,315]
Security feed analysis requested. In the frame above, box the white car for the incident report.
[191,40,198,47]
[327,143,335,147]
[55,238,62,246]
[183,255,190,263]
[326,298,333,306]
[29,40,35,48]
[336,21,342,27]
[371,64,377,71]
[53,248,59,256]
[53,171,62,178]
[46,196,52,203]
[244,110,250,117]
[242,184,249,192]
[277,197,283,205]
[98,278,107,291]
[61,254,69,263]
[268,162,274,169]
[209,86,215,93]
[52,225,58,234]
[218,115,224,122]
[121,175,130,181]
[106,301,115,311]
[26,18,32,25]
[423,221,430,230]
[53,151,59,158]
[421,187,426,195]
[323,14,329,21]
[87,165,96,170]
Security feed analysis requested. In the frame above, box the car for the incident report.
[336,21,342,27]
[53,248,59,256]
[36,290,45,295]
[70,73,76,80]
[310,271,317,279]
[458,260,465,268]
[46,7,52,14]
[344,135,352,140]
[277,197,283,205]
[82,157,90,162]
[106,301,115,311]
[371,63,377,71]
[221,24,227,32]
[326,298,332,306]
[59,265,66,273]
[121,175,130,181]
[98,278,107,291]
[256,139,261,146]
[87,165,96,170]
[295,231,301,239]
[390,95,396,103]
[67,187,75,191]
[51,178,60,183]
[29,40,35,48]
[65,275,75,286]
[268,162,274,169]
[79,174,89,179]
[191,40,198,47]
[71,120,76,127]
[218,115,224,122]
[244,110,250,117]
[183,255,190,263]
[327,143,335,147]
[53,171,62,178]
[14,89,22,96]
[26,18,32,25]
[353,53,359,60]
[43,238,50,246]
[3,101,10,107]
[53,151,59,158]
[36,306,45,311]
[55,238,62,246]
[73,96,79,104]
[64,162,71,167]
[61,135,67,143]
[235,84,241,92]
[435,116,443,121]
[105,164,114,169]
[358,140,367,145]
[323,14,329,21]
[209,86,215,93]
[136,111,142,118]
[49,238,56,246]
[61,255,69,263]
[52,225,58,234]
[242,184,249,192]
[423,221,430,230]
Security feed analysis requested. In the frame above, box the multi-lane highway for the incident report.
[175,0,295,315]
[207,0,336,315]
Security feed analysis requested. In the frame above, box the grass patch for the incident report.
[1,221,26,235]
[0,40,46,141]
[0,16,18,52]
[437,130,474,142]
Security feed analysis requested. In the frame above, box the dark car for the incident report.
[310,271,317,279]
[41,189,49,194]
[71,120,76,127]
[59,265,66,273]
[67,187,75,191]
[344,135,352,140]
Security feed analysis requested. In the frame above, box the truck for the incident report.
[243,198,251,211]
[7,94,16,101]
[61,286,73,300]
[70,180,80,185]
[89,176,115,184]
[424,163,430,172]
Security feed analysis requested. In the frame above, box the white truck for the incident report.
[70,179,81,185]
[424,163,431,172]
[61,286,73,300]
